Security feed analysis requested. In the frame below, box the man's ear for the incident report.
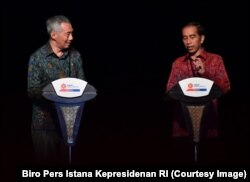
[50,31,57,40]
[201,35,205,44]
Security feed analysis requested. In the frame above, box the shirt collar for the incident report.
[42,42,69,58]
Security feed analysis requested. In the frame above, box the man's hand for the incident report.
[194,58,205,74]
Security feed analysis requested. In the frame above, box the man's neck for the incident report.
[49,40,64,57]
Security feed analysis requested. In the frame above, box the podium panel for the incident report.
[169,78,222,142]
[55,103,84,146]
[168,77,222,162]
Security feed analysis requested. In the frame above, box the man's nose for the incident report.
[186,38,191,44]
[69,34,73,41]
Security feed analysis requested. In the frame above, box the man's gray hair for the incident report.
[46,15,71,34]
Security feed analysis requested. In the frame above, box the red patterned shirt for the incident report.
[167,49,230,93]
[166,49,230,138]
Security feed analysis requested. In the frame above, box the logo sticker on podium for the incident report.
[52,78,87,98]
[179,77,214,97]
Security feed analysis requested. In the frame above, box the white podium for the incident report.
[168,77,222,162]
[42,78,97,163]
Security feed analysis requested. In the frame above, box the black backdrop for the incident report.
[2,0,250,179]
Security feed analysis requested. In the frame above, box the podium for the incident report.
[168,77,222,162]
[42,78,97,163]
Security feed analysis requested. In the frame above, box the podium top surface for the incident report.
[42,83,97,103]
[169,84,222,103]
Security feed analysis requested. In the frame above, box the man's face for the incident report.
[182,25,204,55]
[52,22,73,50]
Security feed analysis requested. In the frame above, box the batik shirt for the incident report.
[166,49,230,137]
[27,43,85,130]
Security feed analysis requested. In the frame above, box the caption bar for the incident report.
[21,169,247,180]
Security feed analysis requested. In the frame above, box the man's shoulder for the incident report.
[30,44,48,58]
[204,50,223,60]
[69,47,81,55]
[68,47,83,61]
[174,55,186,63]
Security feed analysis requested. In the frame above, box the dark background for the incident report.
[2,0,250,180]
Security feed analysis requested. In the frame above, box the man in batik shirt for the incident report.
[166,22,230,139]
[27,15,85,163]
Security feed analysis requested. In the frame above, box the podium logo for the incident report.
[186,83,207,91]
[59,83,81,92]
